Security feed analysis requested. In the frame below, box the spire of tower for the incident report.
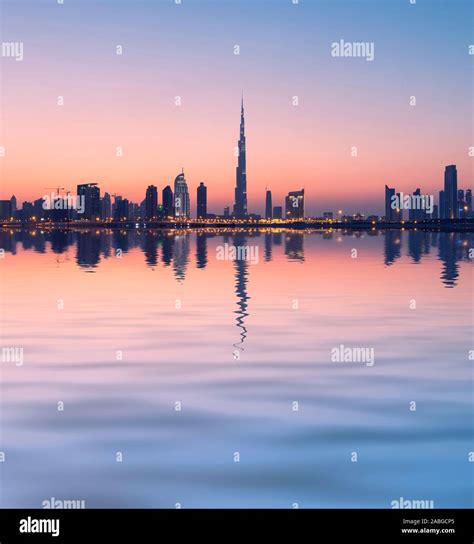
[241,92,244,115]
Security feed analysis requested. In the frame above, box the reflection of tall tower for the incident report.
[232,233,250,351]
[383,231,402,265]
[172,234,190,281]
[438,232,459,288]
[196,232,208,269]
[233,98,248,218]
[264,232,272,262]
[143,232,158,267]
[284,232,305,261]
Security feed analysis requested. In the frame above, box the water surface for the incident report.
[0,229,472,508]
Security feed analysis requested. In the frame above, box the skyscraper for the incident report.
[197,182,207,218]
[174,170,190,218]
[145,185,158,219]
[162,185,173,217]
[101,192,111,220]
[233,98,248,218]
[273,206,282,219]
[0,200,12,220]
[439,190,445,219]
[466,189,472,212]
[77,183,100,220]
[285,189,304,219]
[444,165,458,220]
[265,190,272,219]
[385,185,396,221]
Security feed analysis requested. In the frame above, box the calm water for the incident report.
[0,228,473,508]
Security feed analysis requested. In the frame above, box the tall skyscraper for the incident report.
[174,170,190,218]
[10,195,17,213]
[285,189,305,219]
[385,185,396,221]
[162,185,173,217]
[0,200,12,220]
[233,98,248,218]
[265,189,272,219]
[101,192,111,220]
[197,182,207,218]
[145,185,158,219]
[77,183,100,220]
[439,190,445,219]
[444,165,458,220]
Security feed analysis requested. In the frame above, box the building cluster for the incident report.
[0,98,306,223]
[385,165,473,222]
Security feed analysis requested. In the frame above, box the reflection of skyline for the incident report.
[1,229,473,291]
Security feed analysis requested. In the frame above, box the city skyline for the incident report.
[1,98,472,223]
[0,1,472,215]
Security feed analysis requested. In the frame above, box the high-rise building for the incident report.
[466,189,472,212]
[223,206,230,217]
[444,165,458,220]
[439,190,445,219]
[273,206,282,219]
[395,192,403,221]
[285,189,305,219]
[145,185,158,219]
[385,185,396,221]
[409,188,425,221]
[265,190,272,219]
[162,186,173,217]
[174,170,190,218]
[101,192,111,220]
[10,195,17,213]
[21,201,34,221]
[113,196,129,220]
[233,98,248,218]
[0,200,12,220]
[77,183,100,220]
[33,198,45,220]
[197,182,207,218]
[457,189,466,218]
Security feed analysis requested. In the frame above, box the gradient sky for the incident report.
[0,0,472,215]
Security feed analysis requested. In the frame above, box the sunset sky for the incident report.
[0,0,472,215]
